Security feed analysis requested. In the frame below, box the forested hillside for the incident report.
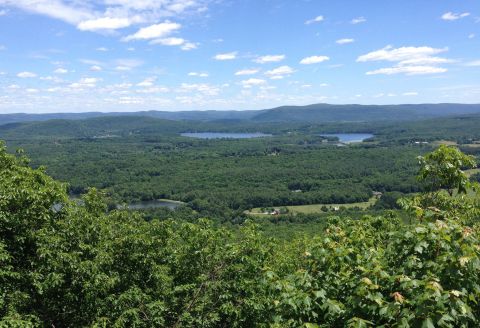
[2,103,480,126]
[1,142,480,327]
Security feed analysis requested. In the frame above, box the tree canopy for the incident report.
[1,142,480,327]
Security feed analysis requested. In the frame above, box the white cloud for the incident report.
[90,65,103,71]
[114,58,143,71]
[137,77,156,87]
[178,83,220,96]
[78,17,131,31]
[305,15,324,25]
[213,52,237,60]
[300,55,330,64]
[366,66,447,75]
[398,57,453,66]
[96,47,109,51]
[151,37,185,46]
[123,21,181,41]
[403,92,418,96]
[336,38,354,45]
[241,78,266,87]
[0,45,5,51]
[0,0,94,25]
[69,77,100,88]
[150,37,197,50]
[80,59,103,66]
[181,42,197,51]
[235,68,260,76]
[0,9,8,16]
[351,16,366,24]
[357,46,448,62]
[465,60,480,67]
[17,71,37,78]
[115,66,132,71]
[136,86,170,94]
[188,72,209,77]
[254,55,285,64]
[265,65,295,77]
[54,68,68,74]
[40,75,62,82]
[441,12,470,21]
[358,45,451,76]
[26,88,39,93]
[468,33,475,39]
[0,0,209,36]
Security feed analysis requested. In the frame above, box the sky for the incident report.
[0,0,479,113]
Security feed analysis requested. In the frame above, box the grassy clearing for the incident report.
[465,168,480,178]
[433,140,458,146]
[246,196,378,216]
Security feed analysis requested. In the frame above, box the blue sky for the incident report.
[0,0,479,113]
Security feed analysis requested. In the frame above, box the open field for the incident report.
[246,196,378,216]
[466,168,480,178]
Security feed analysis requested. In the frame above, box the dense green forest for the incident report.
[1,140,480,327]
[2,114,480,218]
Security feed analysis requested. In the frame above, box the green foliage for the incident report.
[1,143,480,326]
[418,145,477,195]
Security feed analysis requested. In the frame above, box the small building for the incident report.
[372,191,383,198]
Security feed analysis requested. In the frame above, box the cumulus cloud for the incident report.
[241,78,266,88]
[54,68,68,74]
[150,37,185,46]
[441,12,470,21]
[17,71,37,78]
[213,52,237,60]
[178,83,220,96]
[300,56,330,64]
[235,68,260,76]
[150,37,197,50]
[181,42,197,51]
[254,55,285,64]
[0,0,94,25]
[69,77,100,88]
[137,77,157,87]
[336,38,354,45]
[465,60,480,67]
[0,0,210,34]
[366,66,447,75]
[403,92,419,96]
[305,15,324,25]
[114,58,143,71]
[78,17,131,31]
[265,66,295,78]
[123,21,181,41]
[357,46,448,62]
[351,16,366,24]
[188,72,209,77]
[89,65,103,71]
[357,45,452,76]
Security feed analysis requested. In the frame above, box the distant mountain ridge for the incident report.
[1,103,480,125]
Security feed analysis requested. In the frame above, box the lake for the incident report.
[320,133,374,143]
[69,195,184,210]
[120,199,184,210]
[181,132,272,139]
